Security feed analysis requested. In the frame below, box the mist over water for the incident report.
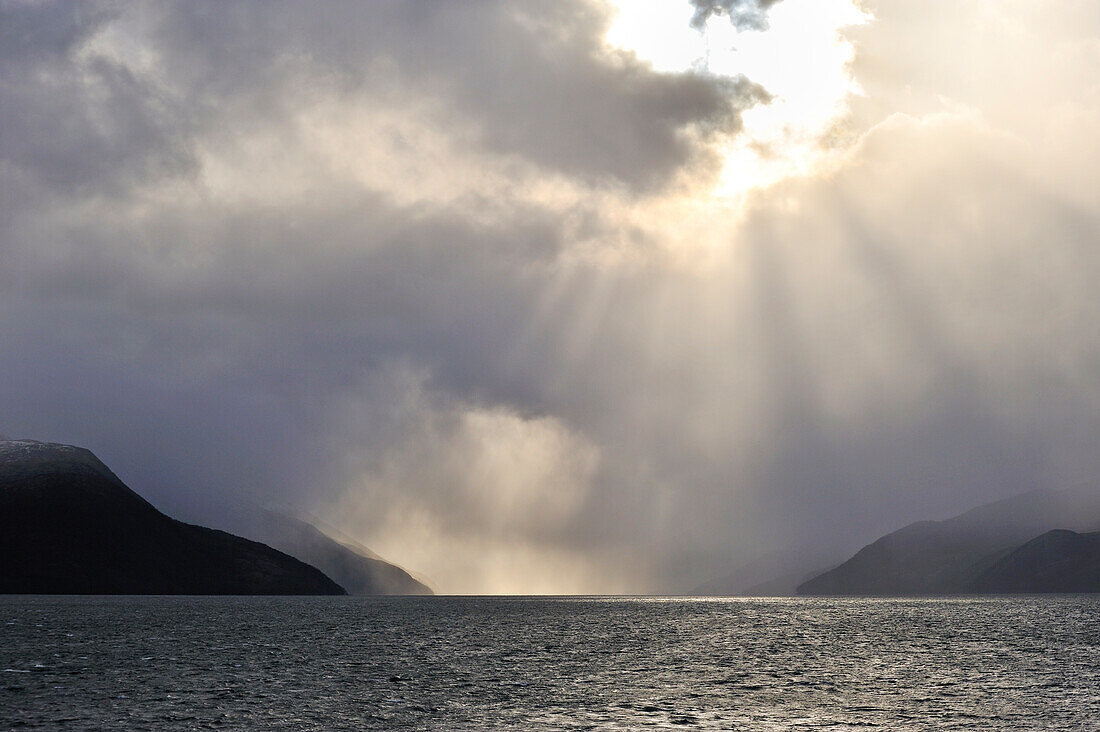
[3,596,1098,730]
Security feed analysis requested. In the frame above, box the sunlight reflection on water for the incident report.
[2,595,1097,730]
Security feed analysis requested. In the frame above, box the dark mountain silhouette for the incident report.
[0,440,345,595]
[969,530,1100,593]
[798,488,1100,595]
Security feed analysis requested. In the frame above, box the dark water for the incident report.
[2,596,1098,730]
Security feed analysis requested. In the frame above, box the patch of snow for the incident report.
[0,439,85,462]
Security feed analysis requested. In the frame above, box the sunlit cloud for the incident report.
[606,0,869,196]
[322,368,616,594]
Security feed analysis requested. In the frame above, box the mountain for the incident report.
[798,488,1100,595]
[156,492,434,596]
[231,509,433,596]
[0,440,345,595]
[968,530,1100,593]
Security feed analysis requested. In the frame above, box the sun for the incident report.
[605,0,870,197]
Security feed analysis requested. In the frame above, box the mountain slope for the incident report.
[0,440,345,595]
[798,488,1100,596]
[155,489,434,595]
[968,530,1100,593]
[240,510,433,596]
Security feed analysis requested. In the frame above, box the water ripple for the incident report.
[0,595,1097,729]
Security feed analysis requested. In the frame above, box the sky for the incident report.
[2,0,1099,594]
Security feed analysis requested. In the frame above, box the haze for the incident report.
[2,0,1099,593]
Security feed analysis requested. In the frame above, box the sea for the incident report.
[2,595,1097,730]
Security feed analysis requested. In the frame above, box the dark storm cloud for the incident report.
[145,0,766,189]
[0,1,105,64]
[0,3,195,195]
[0,0,767,201]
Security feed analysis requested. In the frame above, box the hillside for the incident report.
[237,509,433,596]
[968,530,1100,593]
[0,440,345,595]
[798,488,1100,595]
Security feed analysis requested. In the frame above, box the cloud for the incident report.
[0,2,195,197]
[2,0,1099,592]
[690,0,784,31]
[326,366,611,594]
[151,0,766,191]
